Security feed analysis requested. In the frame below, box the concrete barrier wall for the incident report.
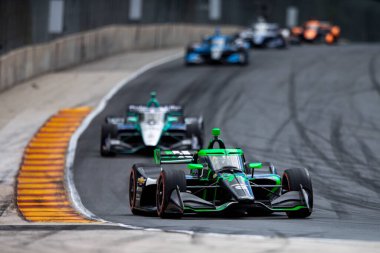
[0,24,239,92]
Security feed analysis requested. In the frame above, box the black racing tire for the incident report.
[282,168,313,218]
[276,37,287,49]
[239,50,249,66]
[156,169,186,219]
[129,164,163,216]
[129,165,142,215]
[185,48,196,66]
[184,58,193,66]
[248,40,255,49]
[187,119,204,149]
[100,123,117,157]
[289,36,301,45]
[315,33,325,44]
[104,115,119,124]
[185,59,196,66]
[265,37,287,49]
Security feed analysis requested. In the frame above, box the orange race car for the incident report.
[291,20,341,45]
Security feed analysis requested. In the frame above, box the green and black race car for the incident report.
[129,128,313,219]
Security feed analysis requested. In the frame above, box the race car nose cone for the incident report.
[141,128,161,146]
[238,197,255,204]
[140,123,164,146]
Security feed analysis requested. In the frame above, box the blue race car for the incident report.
[185,29,250,66]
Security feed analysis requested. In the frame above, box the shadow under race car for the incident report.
[129,128,313,219]
[100,92,203,156]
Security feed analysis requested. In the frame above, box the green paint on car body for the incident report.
[250,174,281,185]
[184,201,307,213]
[188,163,203,170]
[249,162,262,169]
[167,116,178,122]
[163,116,178,132]
[154,149,160,164]
[272,175,281,185]
[163,122,171,132]
[220,173,247,182]
[127,116,138,123]
[271,205,307,211]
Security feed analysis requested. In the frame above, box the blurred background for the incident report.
[1,0,380,55]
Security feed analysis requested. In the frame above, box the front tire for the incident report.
[129,166,141,215]
[156,169,186,219]
[187,118,204,149]
[239,50,249,66]
[282,168,313,218]
[129,164,162,216]
[100,123,117,157]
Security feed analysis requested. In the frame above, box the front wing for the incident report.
[133,178,311,216]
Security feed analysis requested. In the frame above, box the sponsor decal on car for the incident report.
[231,184,249,190]
[137,176,146,186]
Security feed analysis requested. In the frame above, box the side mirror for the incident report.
[248,162,262,169]
[247,162,262,177]
[188,163,203,170]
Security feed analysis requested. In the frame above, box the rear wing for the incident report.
[154,149,196,164]
[127,105,183,116]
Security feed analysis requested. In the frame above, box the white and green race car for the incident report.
[100,92,204,156]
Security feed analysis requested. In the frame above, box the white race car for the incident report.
[239,19,287,49]
[100,92,204,156]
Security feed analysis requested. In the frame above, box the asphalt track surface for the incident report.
[74,44,380,241]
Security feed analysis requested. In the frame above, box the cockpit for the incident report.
[140,110,165,125]
[208,155,244,172]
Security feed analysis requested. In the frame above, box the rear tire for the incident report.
[156,170,186,219]
[185,48,197,66]
[239,50,249,66]
[100,123,117,157]
[187,119,204,149]
[282,168,313,218]
[276,37,287,49]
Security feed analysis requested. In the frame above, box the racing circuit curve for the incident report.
[72,44,380,241]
